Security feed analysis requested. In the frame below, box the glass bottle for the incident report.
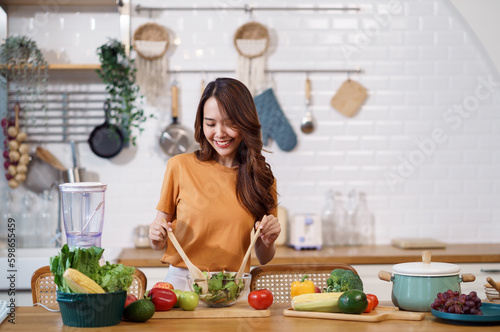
[332,192,348,246]
[20,192,37,248]
[321,189,335,246]
[353,192,375,245]
[134,225,151,248]
[39,189,54,247]
[346,189,360,245]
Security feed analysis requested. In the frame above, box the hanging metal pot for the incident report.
[159,79,192,156]
[23,153,60,194]
[378,251,475,312]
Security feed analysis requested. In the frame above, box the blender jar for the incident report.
[59,182,107,249]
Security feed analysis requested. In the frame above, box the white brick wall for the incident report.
[2,0,500,248]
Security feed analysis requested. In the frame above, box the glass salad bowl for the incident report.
[187,271,251,307]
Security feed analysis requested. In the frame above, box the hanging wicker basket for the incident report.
[233,22,270,59]
[133,23,170,60]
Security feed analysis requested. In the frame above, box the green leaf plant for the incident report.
[96,38,152,146]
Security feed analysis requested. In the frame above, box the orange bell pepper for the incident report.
[291,274,315,298]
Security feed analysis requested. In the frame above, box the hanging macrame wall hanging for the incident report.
[233,22,270,95]
[133,23,170,104]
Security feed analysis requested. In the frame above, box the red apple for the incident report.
[152,282,174,290]
[124,294,138,308]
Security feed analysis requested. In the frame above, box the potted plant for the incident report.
[0,35,46,66]
[96,38,151,146]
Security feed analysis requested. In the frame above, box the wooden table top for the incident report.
[3,303,500,331]
[118,243,500,267]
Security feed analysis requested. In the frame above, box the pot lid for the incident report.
[392,250,460,276]
[393,261,460,276]
[59,182,107,193]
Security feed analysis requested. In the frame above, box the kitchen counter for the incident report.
[3,303,500,331]
[118,244,500,267]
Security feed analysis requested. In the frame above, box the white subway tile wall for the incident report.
[2,0,500,248]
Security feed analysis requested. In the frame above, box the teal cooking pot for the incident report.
[379,251,475,312]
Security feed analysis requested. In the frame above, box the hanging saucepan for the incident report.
[378,251,475,312]
[88,101,124,158]
[159,79,192,156]
[23,153,60,194]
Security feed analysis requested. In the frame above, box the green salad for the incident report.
[192,271,246,307]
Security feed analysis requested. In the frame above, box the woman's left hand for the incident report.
[255,214,281,247]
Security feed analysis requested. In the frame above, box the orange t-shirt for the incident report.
[156,153,277,272]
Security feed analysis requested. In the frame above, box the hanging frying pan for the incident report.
[159,79,192,156]
[88,101,124,158]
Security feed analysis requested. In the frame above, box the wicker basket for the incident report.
[133,22,169,60]
[250,263,358,303]
[233,21,270,58]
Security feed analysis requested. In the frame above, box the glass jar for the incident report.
[134,225,150,248]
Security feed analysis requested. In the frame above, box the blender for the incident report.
[59,182,107,249]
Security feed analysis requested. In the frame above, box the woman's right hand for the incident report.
[149,211,173,250]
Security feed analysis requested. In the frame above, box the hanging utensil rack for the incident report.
[6,90,108,144]
[165,68,363,74]
[135,4,361,14]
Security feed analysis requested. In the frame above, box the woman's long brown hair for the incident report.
[194,77,276,219]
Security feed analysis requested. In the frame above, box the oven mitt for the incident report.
[254,88,297,152]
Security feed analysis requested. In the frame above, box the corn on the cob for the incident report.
[63,268,105,294]
[291,292,343,312]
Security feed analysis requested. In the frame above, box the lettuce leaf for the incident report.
[96,262,135,292]
[49,244,134,293]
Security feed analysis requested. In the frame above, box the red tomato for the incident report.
[366,294,379,309]
[314,286,321,293]
[152,282,174,290]
[124,294,138,308]
[248,289,273,310]
[147,288,177,311]
[364,296,375,313]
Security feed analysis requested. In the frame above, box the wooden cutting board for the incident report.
[330,79,368,117]
[391,238,446,249]
[283,306,425,322]
[152,300,270,319]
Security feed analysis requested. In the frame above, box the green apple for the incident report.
[179,291,199,311]
[172,289,183,308]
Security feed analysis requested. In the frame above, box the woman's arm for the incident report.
[254,214,281,265]
[149,210,174,250]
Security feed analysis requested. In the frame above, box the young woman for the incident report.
[149,77,280,290]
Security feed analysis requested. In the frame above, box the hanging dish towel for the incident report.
[254,88,297,152]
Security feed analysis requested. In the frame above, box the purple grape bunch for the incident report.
[431,289,483,315]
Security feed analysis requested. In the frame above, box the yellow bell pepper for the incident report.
[291,274,316,298]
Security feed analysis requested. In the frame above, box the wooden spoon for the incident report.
[36,147,67,171]
[163,219,208,293]
[235,215,266,279]
[487,277,500,293]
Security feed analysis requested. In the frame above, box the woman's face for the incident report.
[203,97,242,167]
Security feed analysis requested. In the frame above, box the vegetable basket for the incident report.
[57,290,126,327]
